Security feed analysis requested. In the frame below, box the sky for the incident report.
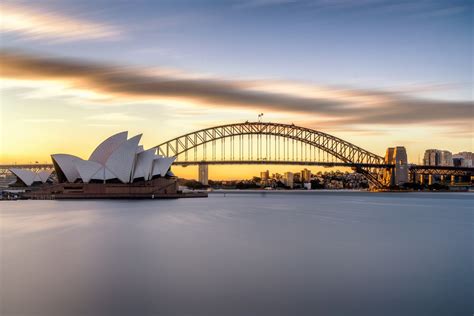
[0,0,472,180]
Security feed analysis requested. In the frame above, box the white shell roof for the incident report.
[89,131,128,164]
[105,134,142,183]
[37,170,53,183]
[74,160,103,183]
[9,168,53,186]
[49,132,175,184]
[91,166,116,181]
[51,154,82,183]
[152,157,176,177]
[133,147,156,180]
[10,168,37,186]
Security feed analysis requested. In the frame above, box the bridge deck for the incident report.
[173,161,394,168]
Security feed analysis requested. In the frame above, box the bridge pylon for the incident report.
[198,163,209,186]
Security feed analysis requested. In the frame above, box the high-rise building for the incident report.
[423,149,440,166]
[283,172,294,188]
[454,152,473,167]
[456,151,473,160]
[301,168,311,183]
[423,149,453,166]
[440,150,453,166]
[260,170,270,181]
[453,156,464,167]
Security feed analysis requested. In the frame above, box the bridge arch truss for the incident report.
[156,122,389,187]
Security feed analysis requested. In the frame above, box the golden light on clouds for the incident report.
[0,3,121,41]
[1,50,472,129]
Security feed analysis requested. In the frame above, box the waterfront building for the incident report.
[260,170,270,181]
[9,168,53,187]
[283,172,294,188]
[49,131,175,184]
[453,152,473,167]
[6,132,201,199]
[423,149,439,166]
[440,151,453,166]
[423,149,453,166]
[453,156,463,167]
[301,168,311,183]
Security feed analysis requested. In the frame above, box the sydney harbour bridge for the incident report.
[1,122,472,189]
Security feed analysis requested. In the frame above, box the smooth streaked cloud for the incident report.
[234,0,469,19]
[1,50,472,133]
[233,0,298,9]
[88,113,146,122]
[0,3,121,41]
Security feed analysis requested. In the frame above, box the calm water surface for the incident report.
[1,192,473,316]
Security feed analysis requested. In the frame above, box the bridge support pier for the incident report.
[198,163,209,186]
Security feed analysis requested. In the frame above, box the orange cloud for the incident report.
[0,3,121,41]
[1,49,472,131]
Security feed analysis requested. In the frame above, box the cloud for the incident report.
[0,3,121,41]
[1,49,472,132]
[233,0,298,9]
[88,113,146,122]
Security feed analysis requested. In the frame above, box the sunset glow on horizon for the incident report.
[1,0,472,180]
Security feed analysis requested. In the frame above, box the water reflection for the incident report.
[1,192,473,316]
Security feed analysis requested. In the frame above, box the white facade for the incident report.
[90,166,116,181]
[74,160,103,183]
[133,147,157,180]
[51,154,82,183]
[37,170,53,183]
[152,157,176,178]
[105,134,142,183]
[10,168,53,186]
[88,131,128,164]
[10,131,176,186]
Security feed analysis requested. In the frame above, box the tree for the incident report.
[310,179,324,189]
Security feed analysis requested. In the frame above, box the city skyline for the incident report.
[1,0,472,180]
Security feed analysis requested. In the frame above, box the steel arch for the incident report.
[156,122,387,187]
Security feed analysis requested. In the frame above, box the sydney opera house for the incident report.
[50,131,175,184]
[12,132,202,199]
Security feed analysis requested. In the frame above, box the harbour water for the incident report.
[1,191,473,316]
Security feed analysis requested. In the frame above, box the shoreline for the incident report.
[208,189,473,195]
